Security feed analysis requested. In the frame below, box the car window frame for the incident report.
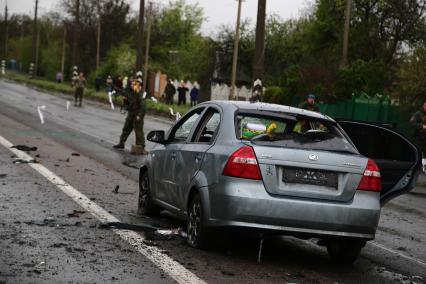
[191,106,222,145]
[167,107,206,144]
[336,119,423,204]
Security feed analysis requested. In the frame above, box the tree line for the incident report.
[0,0,425,112]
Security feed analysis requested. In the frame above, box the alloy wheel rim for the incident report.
[188,200,201,245]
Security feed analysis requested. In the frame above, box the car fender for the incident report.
[184,171,211,220]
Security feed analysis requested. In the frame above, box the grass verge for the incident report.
[2,72,190,117]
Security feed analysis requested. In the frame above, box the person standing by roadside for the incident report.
[410,100,426,154]
[113,78,148,155]
[190,84,199,106]
[74,72,86,107]
[106,75,113,93]
[177,81,189,106]
[165,80,176,105]
[299,94,320,112]
[56,72,63,83]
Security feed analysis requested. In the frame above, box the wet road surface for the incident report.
[0,79,425,283]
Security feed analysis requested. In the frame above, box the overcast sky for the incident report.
[2,0,312,34]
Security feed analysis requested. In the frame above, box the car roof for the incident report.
[201,100,334,122]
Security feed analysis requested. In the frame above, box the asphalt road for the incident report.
[0,79,425,284]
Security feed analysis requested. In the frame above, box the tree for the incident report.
[393,46,426,111]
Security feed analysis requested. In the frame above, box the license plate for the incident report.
[282,168,338,188]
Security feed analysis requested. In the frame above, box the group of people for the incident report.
[164,80,199,106]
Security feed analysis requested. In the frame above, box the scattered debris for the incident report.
[122,161,138,169]
[24,218,82,227]
[155,228,187,239]
[13,158,39,164]
[11,145,38,152]
[221,270,235,277]
[71,153,80,157]
[112,185,135,195]
[67,210,86,218]
[0,174,7,179]
[257,233,265,264]
[99,222,187,241]
[66,101,70,111]
[99,222,158,232]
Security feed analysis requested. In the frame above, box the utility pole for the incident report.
[19,20,24,71]
[136,0,145,71]
[341,0,352,67]
[35,24,40,75]
[72,0,80,68]
[142,2,152,94]
[96,11,101,71]
[253,0,266,82]
[230,0,243,100]
[61,24,67,78]
[4,2,9,60]
[32,0,39,68]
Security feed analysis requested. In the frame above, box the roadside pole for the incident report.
[142,2,152,95]
[32,0,38,73]
[96,14,101,71]
[253,0,266,82]
[4,3,9,60]
[230,0,243,100]
[341,0,352,67]
[72,0,80,68]
[136,0,146,71]
[61,24,66,79]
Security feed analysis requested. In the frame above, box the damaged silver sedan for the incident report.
[139,101,422,264]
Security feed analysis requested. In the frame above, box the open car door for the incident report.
[337,120,423,205]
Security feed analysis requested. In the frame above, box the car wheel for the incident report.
[187,194,209,249]
[137,171,161,216]
[327,240,365,265]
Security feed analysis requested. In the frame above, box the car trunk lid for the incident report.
[252,145,368,202]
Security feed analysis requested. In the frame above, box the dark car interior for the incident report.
[338,121,418,197]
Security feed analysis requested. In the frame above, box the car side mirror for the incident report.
[147,130,166,144]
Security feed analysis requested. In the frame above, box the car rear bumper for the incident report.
[204,178,381,240]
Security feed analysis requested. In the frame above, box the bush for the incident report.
[334,60,391,100]
[263,86,292,105]
[89,44,136,87]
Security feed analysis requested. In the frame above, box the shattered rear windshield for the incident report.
[235,112,358,154]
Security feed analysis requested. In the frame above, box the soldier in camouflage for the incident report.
[113,77,148,155]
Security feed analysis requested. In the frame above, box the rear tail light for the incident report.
[357,159,382,192]
[223,146,262,180]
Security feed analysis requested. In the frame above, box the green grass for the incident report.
[3,72,191,117]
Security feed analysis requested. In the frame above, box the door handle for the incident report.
[171,152,177,160]
[195,154,203,161]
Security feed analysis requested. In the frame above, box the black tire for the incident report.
[187,194,209,249]
[327,240,365,265]
[137,171,161,216]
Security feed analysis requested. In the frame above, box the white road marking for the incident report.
[369,241,426,268]
[0,135,205,284]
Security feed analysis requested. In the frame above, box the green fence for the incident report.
[297,95,410,134]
